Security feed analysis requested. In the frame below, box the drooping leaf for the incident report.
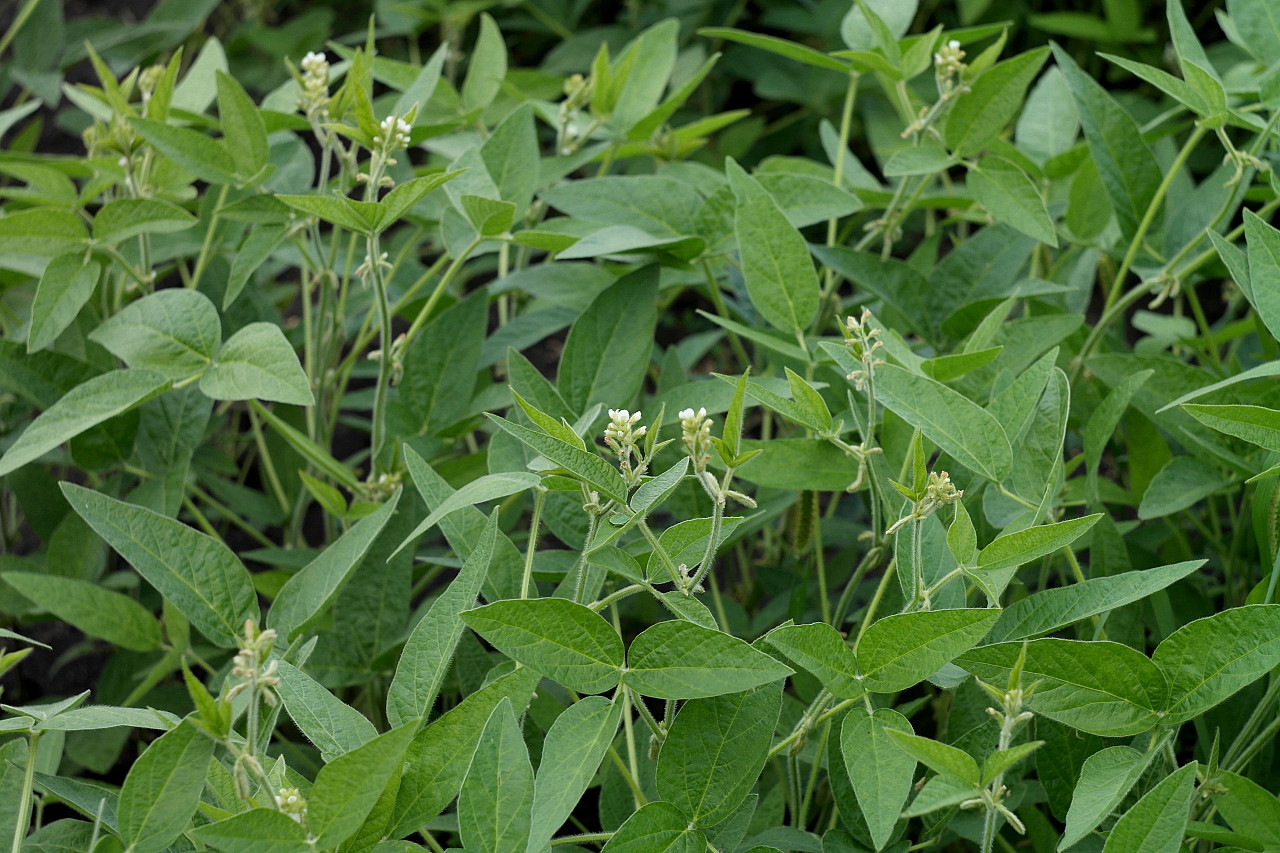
[118,719,215,853]
[308,724,417,849]
[275,660,378,760]
[528,696,621,852]
[459,699,534,853]
[1101,762,1197,853]
[1,571,160,651]
[1060,746,1153,850]
[842,709,916,850]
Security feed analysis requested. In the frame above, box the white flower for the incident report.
[379,114,413,150]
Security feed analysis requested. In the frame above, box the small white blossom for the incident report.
[298,51,330,118]
[679,407,713,472]
[379,114,413,150]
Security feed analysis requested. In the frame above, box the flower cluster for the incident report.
[934,39,966,86]
[298,51,330,119]
[679,407,713,472]
[604,409,648,485]
[375,114,413,151]
[842,309,885,392]
[275,787,307,823]
[886,470,964,535]
[227,619,280,705]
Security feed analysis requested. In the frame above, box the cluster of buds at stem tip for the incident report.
[298,51,330,119]
[841,310,885,392]
[886,471,963,535]
[679,407,713,473]
[275,787,308,824]
[226,619,280,705]
[934,39,966,88]
[604,409,647,485]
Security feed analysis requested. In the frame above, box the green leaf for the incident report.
[308,724,417,849]
[391,474,538,559]
[842,709,916,850]
[726,158,820,335]
[398,288,487,438]
[528,696,621,852]
[697,27,849,71]
[601,801,708,853]
[947,500,977,566]
[270,491,401,641]
[130,117,239,185]
[486,413,629,504]
[857,609,999,693]
[841,0,918,49]
[1242,210,1280,342]
[630,458,689,517]
[92,198,196,244]
[1102,762,1197,853]
[460,13,507,112]
[946,47,1049,157]
[884,730,980,786]
[968,157,1058,246]
[557,266,659,415]
[389,667,540,836]
[28,253,101,352]
[0,370,171,477]
[763,622,863,699]
[0,208,88,256]
[226,224,287,309]
[460,194,516,237]
[1,571,160,651]
[957,639,1166,736]
[276,191,377,233]
[458,699,534,853]
[89,289,220,380]
[1051,44,1162,240]
[275,660,378,760]
[1182,404,1280,451]
[1226,0,1280,64]
[624,620,793,700]
[1213,769,1280,849]
[200,322,313,406]
[1085,369,1153,503]
[1152,605,1280,723]
[61,483,258,648]
[190,808,310,853]
[377,171,461,231]
[873,364,1013,482]
[462,598,623,693]
[977,515,1101,573]
[387,511,500,728]
[1061,745,1152,850]
[990,561,1203,641]
[118,718,215,853]
[656,683,781,826]
[216,71,268,179]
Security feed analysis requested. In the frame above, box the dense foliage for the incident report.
[2,0,1280,851]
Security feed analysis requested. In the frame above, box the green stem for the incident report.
[398,237,482,356]
[365,233,393,475]
[520,488,546,599]
[687,486,727,594]
[572,510,602,604]
[11,731,40,853]
[191,184,230,288]
[639,521,683,587]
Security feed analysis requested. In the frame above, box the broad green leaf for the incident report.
[842,709,915,850]
[1213,770,1280,849]
[543,176,700,239]
[726,158,819,335]
[657,683,781,826]
[199,322,313,406]
[857,609,999,693]
[275,660,378,760]
[90,289,220,380]
[625,620,793,699]
[841,0,918,49]
[1061,745,1152,850]
[697,27,848,71]
[528,696,621,852]
[754,172,863,228]
[118,719,215,853]
[982,740,1044,785]
[275,192,376,233]
[36,705,178,732]
[1102,762,1197,853]
[92,198,196,244]
[1138,457,1232,520]
[763,622,863,699]
[884,731,980,786]
[609,19,679,130]
[1227,0,1280,64]
[216,71,268,179]
[387,511,500,728]
[309,724,417,849]
[224,223,286,310]
[377,171,461,231]
[921,346,1003,383]
[190,808,310,853]
[873,364,1013,482]
[459,699,534,853]
[948,500,977,566]
[1051,44,1162,240]
[557,266,659,414]
[460,13,507,112]
[0,208,88,256]
[1,571,160,651]
[270,491,401,641]
[602,801,708,853]
[1085,369,1153,503]
[389,668,540,837]
[61,483,258,648]
[0,370,170,477]
[28,253,101,352]
[130,117,238,185]
[630,458,689,516]
[1182,404,1280,451]
[958,639,1166,736]
[977,515,1101,573]
[398,288,487,438]
[946,48,1049,157]
[1152,604,1280,723]
[1243,210,1280,342]
[486,413,629,504]
[968,157,1058,246]
[392,474,538,559]
[990,561,1203,641]
[462,598,623,693]
[460,194,516,236]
